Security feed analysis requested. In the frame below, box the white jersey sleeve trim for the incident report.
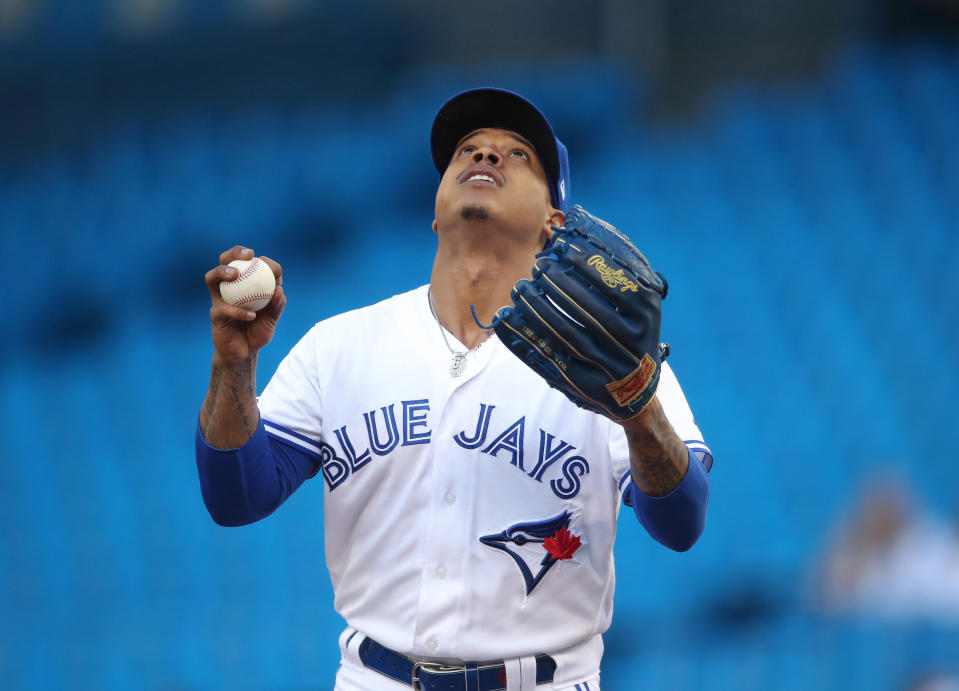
[684,439,714,472]
[263,418,324,458]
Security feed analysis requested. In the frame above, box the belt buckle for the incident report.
[411,660,464,691]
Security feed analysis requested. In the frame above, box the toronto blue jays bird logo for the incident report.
[479,510,582,595]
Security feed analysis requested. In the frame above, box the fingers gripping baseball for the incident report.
[206,246,286,365]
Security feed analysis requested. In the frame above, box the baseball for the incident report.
[219,257,276,312]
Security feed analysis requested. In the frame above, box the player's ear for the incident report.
[432,219,438,233]
[545,207,564,231]
[540,208,564,246]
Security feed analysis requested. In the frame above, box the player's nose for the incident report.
[471,147,501,166]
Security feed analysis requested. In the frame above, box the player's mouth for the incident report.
[458,163,503,188]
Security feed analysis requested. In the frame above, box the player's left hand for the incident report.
[491,205,669,421]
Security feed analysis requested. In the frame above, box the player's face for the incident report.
[433,128,559,241]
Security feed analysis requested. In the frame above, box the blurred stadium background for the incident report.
[2,0,958,689]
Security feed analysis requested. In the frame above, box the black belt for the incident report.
[358,636,556,690]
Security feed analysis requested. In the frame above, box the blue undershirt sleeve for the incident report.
[623,448,710,552]
[195,418,320,527]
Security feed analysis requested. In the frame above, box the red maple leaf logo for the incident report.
[543,526,581,560]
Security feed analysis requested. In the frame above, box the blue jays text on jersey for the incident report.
[313,400,591,500]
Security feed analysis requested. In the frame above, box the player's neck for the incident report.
[429,243,536,349]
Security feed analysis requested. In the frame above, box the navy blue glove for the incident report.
[493,205,669,421]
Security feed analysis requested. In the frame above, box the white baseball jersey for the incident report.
[257,284,710,687]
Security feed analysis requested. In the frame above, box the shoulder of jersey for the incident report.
[309,284,428,334]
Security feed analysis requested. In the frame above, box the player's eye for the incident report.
[510,149,530,161]
[460,145,476,155]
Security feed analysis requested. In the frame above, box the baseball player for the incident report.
[196,88,713,691]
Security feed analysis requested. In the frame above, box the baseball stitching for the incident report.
[236,258,262,281]
[225,258,273,307]
[234,292,273,307]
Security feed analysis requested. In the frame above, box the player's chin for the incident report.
[458,201,493,222]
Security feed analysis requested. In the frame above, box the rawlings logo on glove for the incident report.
[490,205,669,421]
[587,255,639,293]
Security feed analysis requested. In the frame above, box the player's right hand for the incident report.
[205,246,286,366]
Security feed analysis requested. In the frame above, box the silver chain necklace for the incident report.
[428,290,492,377]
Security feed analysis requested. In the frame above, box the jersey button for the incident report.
[436,566,447,580]
[427,638,438,652]
[445,492,456,505]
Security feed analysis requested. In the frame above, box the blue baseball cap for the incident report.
[430,87,571,213]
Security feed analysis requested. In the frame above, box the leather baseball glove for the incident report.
[492,205,669,421]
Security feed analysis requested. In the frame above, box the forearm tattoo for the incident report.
[200,368,224,436]
[623,401,689,497]
[200,359,258,448]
